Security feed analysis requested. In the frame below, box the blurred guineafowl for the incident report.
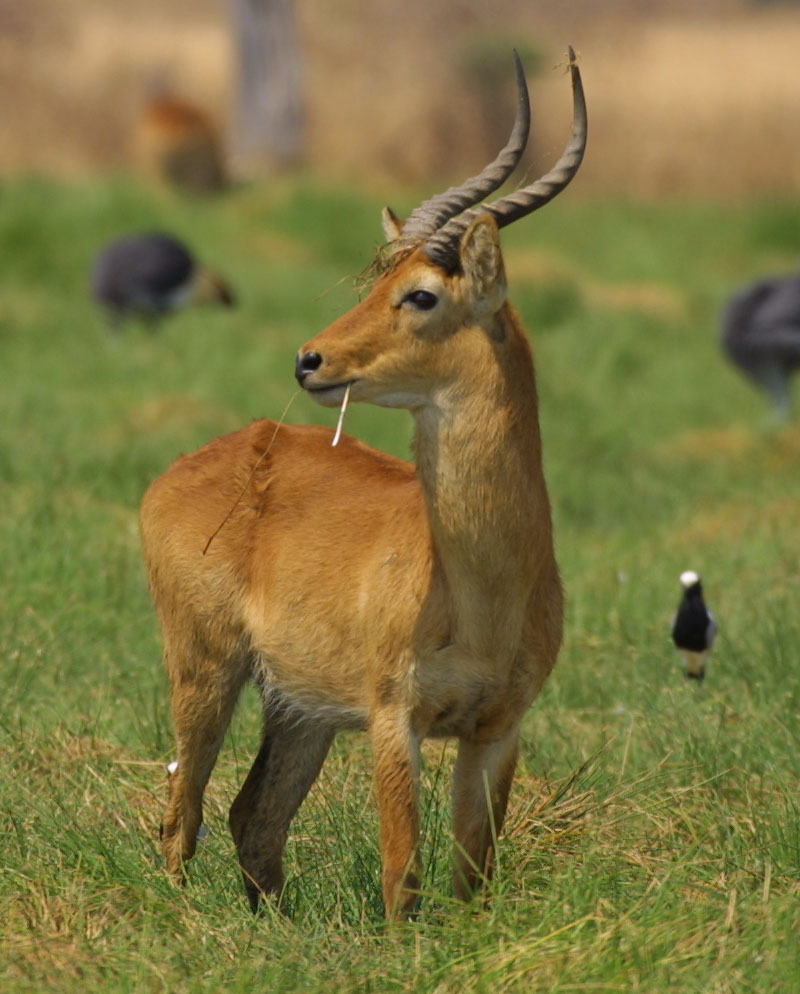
[720,273,800,420]
[671,571,716,683]
[90,232,234,330]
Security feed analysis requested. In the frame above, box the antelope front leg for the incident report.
[370,708,422,920]
[451,729,519,900]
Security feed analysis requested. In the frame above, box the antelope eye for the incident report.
[403,289,438,311]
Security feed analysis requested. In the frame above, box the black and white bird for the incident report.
[90,232,234,330]
[720,273,800,420]
[671,570,717,683]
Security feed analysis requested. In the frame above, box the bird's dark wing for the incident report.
[743,324,800,367]
[130,235,195,296]
[721,278,784,353]
[722,277,800,373]
[91,234,195,307]
[751,277,800,333]
[705,611,717,650]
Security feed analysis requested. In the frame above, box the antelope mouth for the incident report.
[304,381,356,405]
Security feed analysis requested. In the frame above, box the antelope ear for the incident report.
[381,206,404,242]
[460,214,507,314]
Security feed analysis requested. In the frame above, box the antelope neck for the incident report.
[412,320,546,656]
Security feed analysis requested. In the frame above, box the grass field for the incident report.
[2,174,800,992]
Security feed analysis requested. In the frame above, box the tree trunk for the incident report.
[229,0,305,168]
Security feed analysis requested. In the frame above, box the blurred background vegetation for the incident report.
[3,0,800,197]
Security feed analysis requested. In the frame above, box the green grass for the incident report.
[2,173,800,992]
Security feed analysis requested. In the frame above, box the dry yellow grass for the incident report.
[661,425,758,462]
[5,1,800,197]
[663,423,800,468]
[506,246,688,318]
[584,10,800,197]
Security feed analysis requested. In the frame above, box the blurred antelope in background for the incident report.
[134,88,228,195]
[140,48,587,919]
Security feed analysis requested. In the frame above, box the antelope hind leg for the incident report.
[161,651,249,881]
[229,710,335,912]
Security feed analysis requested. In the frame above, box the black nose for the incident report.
[295,350,323,384]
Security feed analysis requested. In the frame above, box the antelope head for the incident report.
[295,48,587,412]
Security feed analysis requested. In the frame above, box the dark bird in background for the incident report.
[721,273,800,420]
[90,232,234,330]
[671,571,717,683]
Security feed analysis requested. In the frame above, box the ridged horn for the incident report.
[392,50,531,250]
[423,46,587,270]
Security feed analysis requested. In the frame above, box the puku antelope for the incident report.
[134,91,227,195]
[140,48,587,919]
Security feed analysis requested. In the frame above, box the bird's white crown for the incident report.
[679,570,700,587]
